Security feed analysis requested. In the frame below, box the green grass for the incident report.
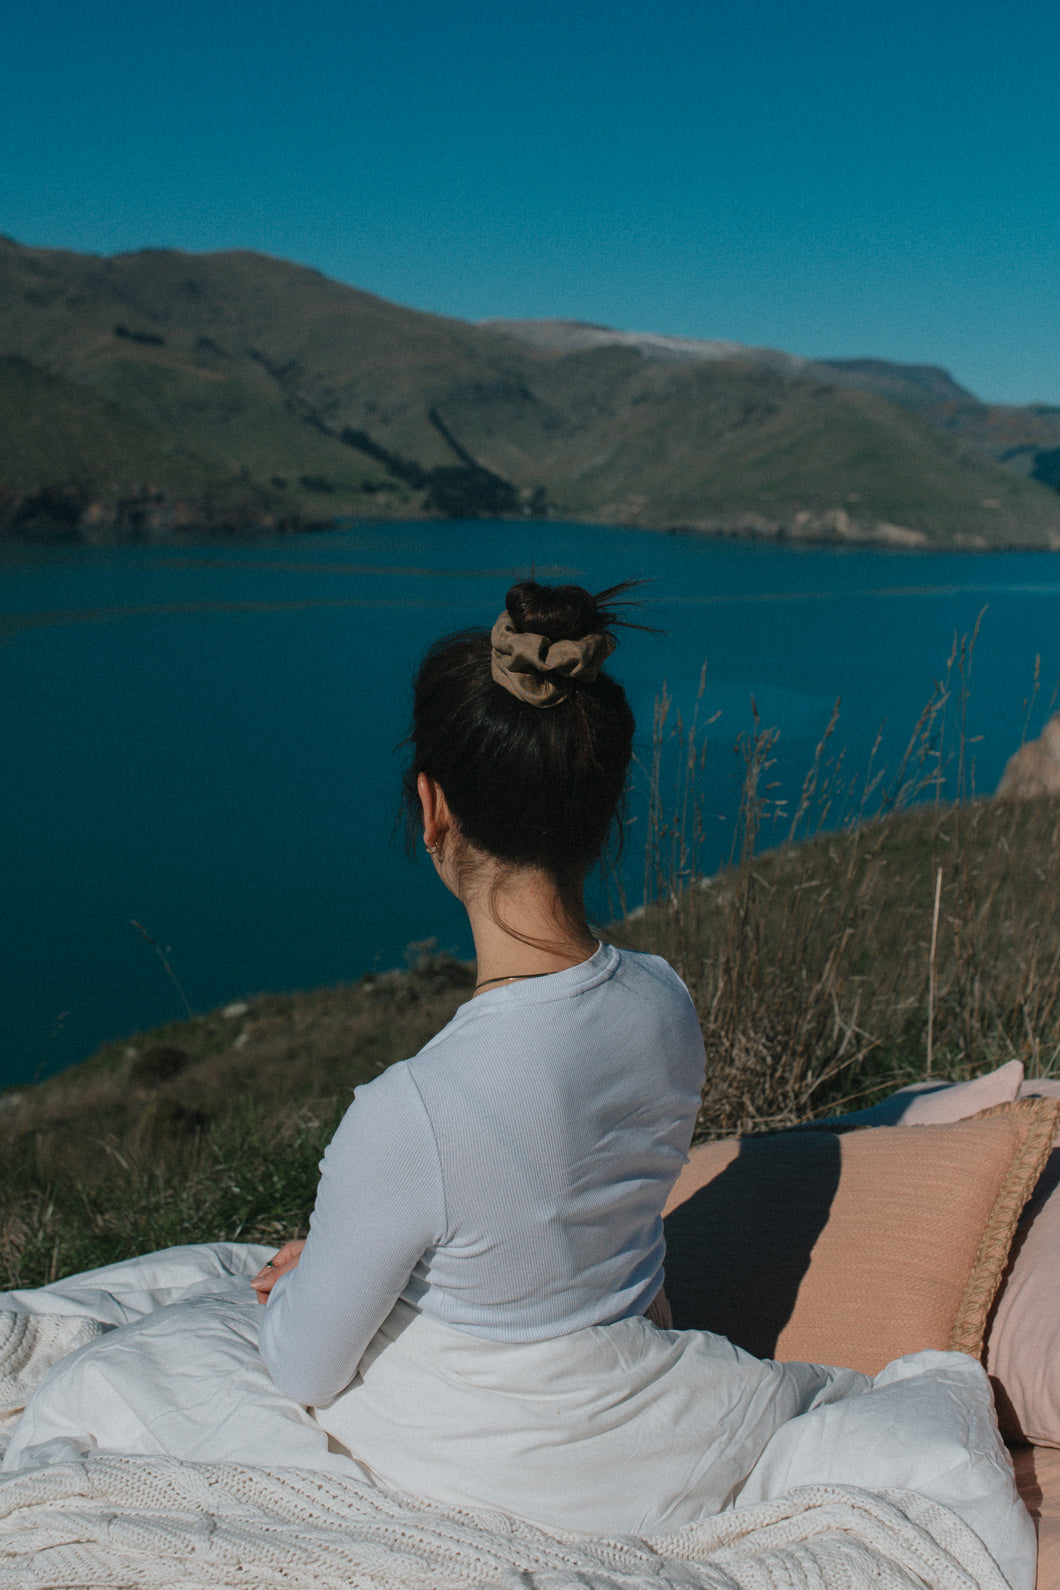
[1,1109,334,1286]
[0,354,412,532]
[0,949,475,1286]
[0,355,224,493]
[620,795,1060,1137]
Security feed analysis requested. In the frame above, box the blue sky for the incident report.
[5,0,1059,404]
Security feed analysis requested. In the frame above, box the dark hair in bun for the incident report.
[505,581,601,641]
[403,580,638,928]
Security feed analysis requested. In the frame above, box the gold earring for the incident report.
[424,836,438,855]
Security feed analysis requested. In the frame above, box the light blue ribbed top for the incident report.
[260,944,705,1406]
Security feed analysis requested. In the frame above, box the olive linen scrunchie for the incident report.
[490,612,616,707]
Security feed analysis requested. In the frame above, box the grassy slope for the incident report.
[0,244,431,520]
[4,790,1059,1288]
[0,241,515,464]
[446,353,1060,544]
[0,952,476,1285]
[619,788,1060,1138]
[4,238,1060,544]
[0,357,354,534]
[0,356,226,493]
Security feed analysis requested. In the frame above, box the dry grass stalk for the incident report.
[620,639,1060,1140]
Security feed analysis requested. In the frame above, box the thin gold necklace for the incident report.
[473,971,552,992]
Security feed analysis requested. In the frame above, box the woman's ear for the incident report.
[417,773,452,850]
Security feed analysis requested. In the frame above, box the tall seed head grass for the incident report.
[620,633,1060,1139]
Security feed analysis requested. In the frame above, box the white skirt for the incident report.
[314,1299,861,1536]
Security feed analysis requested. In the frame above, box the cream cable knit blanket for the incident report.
[0,1457,1010,1590]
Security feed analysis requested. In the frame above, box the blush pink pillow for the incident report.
[986,1078,1060,1445]
[817,1059,1024,1129]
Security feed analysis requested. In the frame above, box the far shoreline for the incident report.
[5,508,1060,556]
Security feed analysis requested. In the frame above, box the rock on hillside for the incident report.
[997,715,1060,800]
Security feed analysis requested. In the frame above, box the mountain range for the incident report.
[3,235,1060,549]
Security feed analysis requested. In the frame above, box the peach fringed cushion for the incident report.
[662,1097,1060,1377]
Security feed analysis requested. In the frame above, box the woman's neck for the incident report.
[464,869,598,994]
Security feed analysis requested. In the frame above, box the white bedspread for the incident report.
[0,1244,1035,1590]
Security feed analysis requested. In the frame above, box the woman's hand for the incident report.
[251,1239,306,1304]
[644,1285,673,1330]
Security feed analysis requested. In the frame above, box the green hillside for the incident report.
[3,236,1060,547]
[0,355,352,538]
[437,352,1060,546]
[0,355,211,490]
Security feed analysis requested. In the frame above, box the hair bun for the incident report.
[505,581,600,643]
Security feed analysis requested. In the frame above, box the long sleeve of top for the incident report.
[259,944,705,1407]
[259,1066,446,1406]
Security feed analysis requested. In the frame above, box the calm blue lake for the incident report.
[4,520,1060,1090]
